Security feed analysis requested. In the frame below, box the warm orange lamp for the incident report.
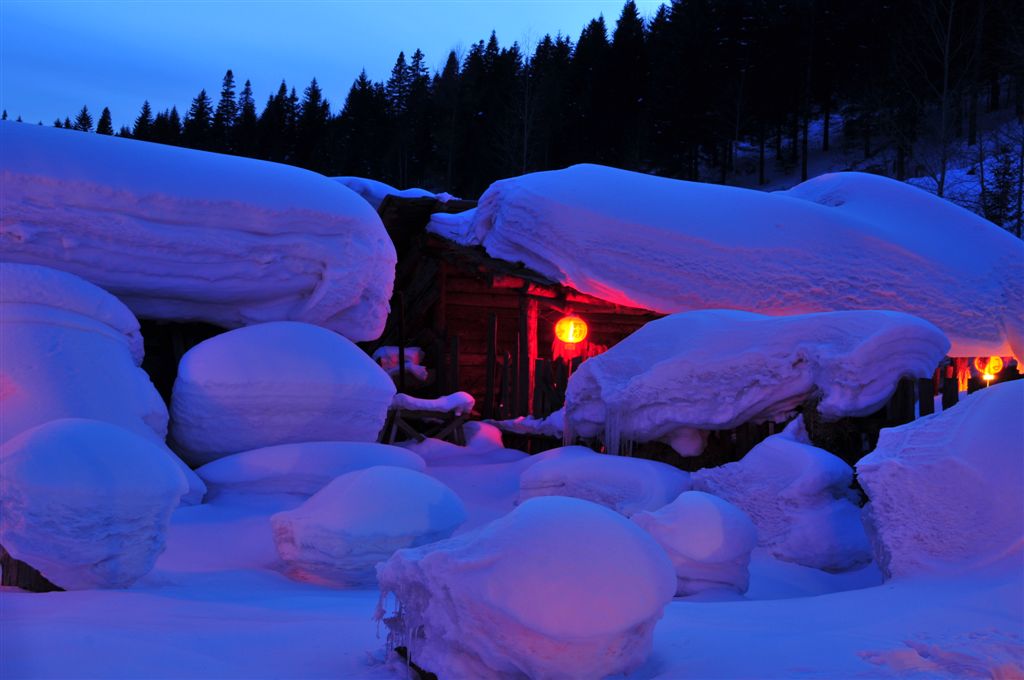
[973,356,1004,384]
[555,315,588,344]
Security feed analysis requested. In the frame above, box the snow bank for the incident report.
[0,263,205,504]
[0,122,395,341]
[633,491,758,596]
[857,380,1024,578]
[375,495,675,678]
[271,466,465,586]
[518,445,691,516]
[392,391,475,414]
[0,418,188,589]
[398,421,528,467]
[693,419,872,572]
[429,164,1022,361]
[566,309,949,454]
[372,346,428,382]
[171,322,396,465]
[333,176,456,210]
[195,441,426,497]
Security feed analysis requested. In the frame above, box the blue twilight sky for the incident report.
[1,0,664,129]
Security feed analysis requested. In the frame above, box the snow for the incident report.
[857,380,1024,578]
[0,262,206,504]
[0,418,188,590]
[693,418,873,572]
[489,408,565,439]
[518,445,691,516]
[333,176,456,210]
[391,390,475,414]
[633,491,758,596]
[566,309,950,454]
[195,441,426,497]
[372,345,429,382]
[428,164,1023,362]
[170,321,396,465]
[271,466,466,587]
[375,495,676,679]
[0,122,396,341]
[398,421,529,468]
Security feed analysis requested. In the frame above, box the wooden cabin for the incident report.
[365,195,662,420]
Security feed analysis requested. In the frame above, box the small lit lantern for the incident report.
[555,315,588,345]
[973,356,1004,385]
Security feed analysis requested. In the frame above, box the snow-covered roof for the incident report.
[0,122,396,341]
[428,164,1023,361]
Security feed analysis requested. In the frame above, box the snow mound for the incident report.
[271,466,465,586]
[399,421,527,467]
[0,418,188,589]
[392,391,475,414]
[0,263,205,504]
[857,380,1024,578]
[195,441,426,496]
[633,491,758,596]
[171,322,396,465]
[333,176,455,210]
[566,309,949,454]
[375,495,676,678]
[518,445,691,516]
[0,122,396,341]
[692,419,872,572]
[429,164,1021,361]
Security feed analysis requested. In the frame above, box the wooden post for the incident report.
[449,335,460,392]
[0,545,62,592]
[942,373,959,410]
[396,292,406,394]
[918,377,935,417]
[517,295,531,416]
[511,335,521,418]
[484,313,497,419]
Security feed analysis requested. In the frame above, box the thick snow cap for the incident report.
[171,321,396,465]
[272,466,466,586]
[429,164,1022,361]
[196,441,426,497]
[518,445,691,516]
[332,176,455,210]
[0,122,396,341]
[0,418,188,590]
[857,380,1024,578]
[566,309,949,454]
[376,496,676,679]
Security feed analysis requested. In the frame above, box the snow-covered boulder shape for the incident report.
[692,419,872,572]
[518,445,691,516]
[0,122,395,341]
[429,164,1022,363]
[633,491,758,596]
[271,466,465,586]
[171,322,396,465]
[857,381,1024,578]
[565,309,949,455]
[333,176,456,211]
[375,496,676,679]
[196,441,426,496]
[0,419,188,590]
[0,263,205,504]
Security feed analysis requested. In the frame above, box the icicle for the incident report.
[604,405,622,456]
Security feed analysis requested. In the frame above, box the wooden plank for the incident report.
[484,313,496,419]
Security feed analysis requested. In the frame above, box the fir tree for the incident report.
[133,101,154,140]
[117,125,132,137]
[295,77,330,170]
[212,69,238,151]
[1,110,6,120]
[96,107,114,135]
[183,89,213,149]
[234,79,258,156]
[73,105,94,132]
[54,118,63,128]
[63,116,72,129]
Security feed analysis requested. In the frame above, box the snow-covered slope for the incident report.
[565,309,949,453]
[0,122,396,341]
[429,164,1022,361]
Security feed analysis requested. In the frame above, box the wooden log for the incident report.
[942,373,959,410]
[0,544,62,592]
[918,377,935,417]
[484,313,496,419]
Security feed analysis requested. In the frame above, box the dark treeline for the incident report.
[46,0,1024,231]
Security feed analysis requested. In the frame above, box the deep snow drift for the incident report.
[0,262,206,503]
[0,122,396,341]
[376,496,676,678]
[693,418,872,572]
[0,419,188,589]
[565,309,949,454]
[518,445,691,516]
[333,176,456,211]
[196,441,426,497]
[858,380,1024,578]
[272,466,466,587]
[633,491,758,596]
[171,322,396,465]
[428,164,1023,362]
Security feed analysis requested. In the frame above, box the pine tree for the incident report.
[96,107,114,135]
[234,79,258,156]
[212,69,238,151]
[63,116,73,129]
[183,89,213,149]
[54,118,63,128]
[609,1,646,167]
[1,110,6,120]
[167,106,182,145]
[133,101,154,140]
[73,105,94,132]
[117,125,132,137]
[295,77,331,169]
[336,70,389,178]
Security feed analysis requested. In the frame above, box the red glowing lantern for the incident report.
[555,315,588,344]
[973,356,1004,383]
